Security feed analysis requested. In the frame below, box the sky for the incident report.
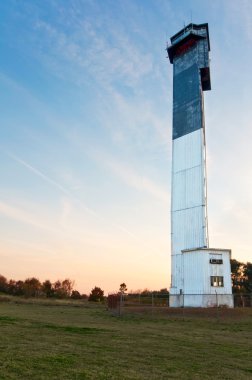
[0,0,252,294]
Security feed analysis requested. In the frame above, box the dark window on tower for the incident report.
[210,258,223,264]
[210,276,224,287]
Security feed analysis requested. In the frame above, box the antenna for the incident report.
[165,30,169,55]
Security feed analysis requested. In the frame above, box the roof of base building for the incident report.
[182,247,231,253]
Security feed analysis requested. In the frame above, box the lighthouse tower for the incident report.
[167,23,233,307]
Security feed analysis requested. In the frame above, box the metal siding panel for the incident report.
[172,164,203,210]
[170,254,183,292]
[171,129,207,256]
[172,206,206,254]
[174,44,199,75]
[173,64,202,139]
[172,129,203,173]
[183,251,205,294]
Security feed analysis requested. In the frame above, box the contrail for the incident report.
[8,153,69,195]
[7,152,101,218]
[6,152,149,246]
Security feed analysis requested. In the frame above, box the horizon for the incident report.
[1,0,252,294]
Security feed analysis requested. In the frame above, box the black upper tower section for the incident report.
[168,23,211,140]
[168,23,211,92]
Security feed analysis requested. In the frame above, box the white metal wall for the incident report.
[171,128,208,257]
[170,249,233,307]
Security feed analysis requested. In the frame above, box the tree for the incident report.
[88,286,104,302]
[119,283,127,294]
[141,288,151,296]
[62,279,74,297]
[53,280,63,298]
[243,262,252,293]
[230,259,252,294]
[42,280,54,298]
[231,259,242,292]
[159,288,169,294]
[23,277,41,297]
[0,275,7,293]
[71,290,82,299]
[8,279,17,295]
[53,279,74,298]
[14,280,24,296]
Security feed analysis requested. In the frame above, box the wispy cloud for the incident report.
[106,159,169,204]
[227,0,252,41]
[30,2,170,155]
[0,201,135,253]
[5,150,170,254]
[59,197,72,229]
[0,236,58,256]
[5,152,152,245]
[0,200,55,233]
[101,88,171,152]
[88,148,169,204]
[34,13,153,88]
[5,152,101,221]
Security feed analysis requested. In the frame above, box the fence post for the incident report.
[215,291,219,320]
[118,293,122,317]
[152,292,154,316]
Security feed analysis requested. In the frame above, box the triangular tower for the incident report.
[167,23,233,307]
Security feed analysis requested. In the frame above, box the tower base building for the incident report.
[169,248,233,308]
[167,23,233,308]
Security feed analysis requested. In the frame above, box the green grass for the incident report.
[0,298,251,379]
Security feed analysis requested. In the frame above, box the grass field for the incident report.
[0,297,251,379]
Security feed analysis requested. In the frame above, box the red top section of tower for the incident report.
[167,23,210,64]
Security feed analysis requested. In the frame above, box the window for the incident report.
[210,258,223,264]
[210,276,224,287]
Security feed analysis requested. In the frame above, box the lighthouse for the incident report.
[167,23,233,307]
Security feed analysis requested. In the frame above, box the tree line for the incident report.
[0,259,251,301]
[0,275,89,300]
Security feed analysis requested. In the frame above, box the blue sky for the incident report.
[0,0,252,293]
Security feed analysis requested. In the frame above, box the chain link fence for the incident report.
[107,292,252,318]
